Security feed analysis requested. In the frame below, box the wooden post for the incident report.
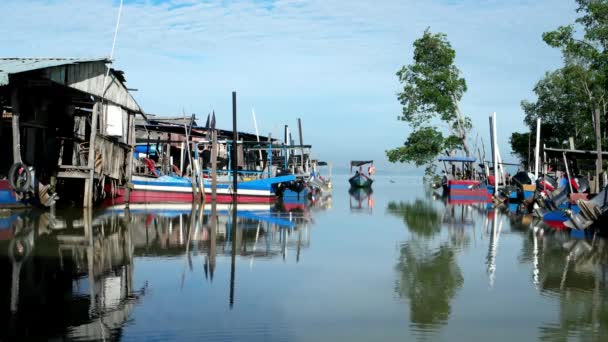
[125,112,135,204]
[297,118,305,170]
[10,88,22,164]
[534,118,541,178]
[491,113,500,191]
[232,92,238,206]
[594,107,603,193]
[252,109,263,170]
[563,152,574,194]
[211,130,218,202]
[179,142,185,175]
[84,102,100,208]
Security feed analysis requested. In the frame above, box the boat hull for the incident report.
[348,174,373,188]
[446,180,492,204]
[106,175,295,204]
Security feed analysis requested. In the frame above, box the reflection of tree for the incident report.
[387,200,441,238]
[395,242,464,328]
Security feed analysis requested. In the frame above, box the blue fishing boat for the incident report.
[348,160,374,188]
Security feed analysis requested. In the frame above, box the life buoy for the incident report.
[8,163,31,193]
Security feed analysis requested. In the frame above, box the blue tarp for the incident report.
[438,156,477,163]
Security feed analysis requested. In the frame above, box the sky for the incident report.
[1,0,578,174]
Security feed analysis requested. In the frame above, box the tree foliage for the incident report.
[509,132,531,169]
[514,0,608,173]
[388,29,472,175]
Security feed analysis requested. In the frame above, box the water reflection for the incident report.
[349,187,374,213]
[387,200,441,238]
[388,198,464,336]
[0,199,319,341]
[531,229,608,341]
[0,208,140,341]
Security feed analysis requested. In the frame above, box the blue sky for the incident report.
[1,0,577,173]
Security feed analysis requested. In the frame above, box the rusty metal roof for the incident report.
[0,57,109,86]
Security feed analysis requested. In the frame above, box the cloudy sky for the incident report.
[2,0,577,172]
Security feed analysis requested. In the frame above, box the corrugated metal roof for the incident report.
[0,57,109,86]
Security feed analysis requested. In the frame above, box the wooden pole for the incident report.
[125,112,135,204]
[179,142,185,175]
[297,118,305,171]
[534,118,541,178]
[84,102,100,208]
[211,130,218,202]
[183,121,197,199]
[252,109,263,170]
[232,92,238,206]
[492,112,500,191]
[563,152,574,194]
[10,88,22,164]
[594,107,603,193]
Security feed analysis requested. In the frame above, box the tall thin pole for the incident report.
[563,152,574,194]
[252,109,263,170]
[232,92,238,205]
[492,112,500,191]
[297,118,305,170]
[534,118,541,178]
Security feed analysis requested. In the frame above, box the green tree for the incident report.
[388,29,472,175]
[509,132,531,168]
[524,0,608,190]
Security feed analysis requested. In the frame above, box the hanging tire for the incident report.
[8,162,31,193]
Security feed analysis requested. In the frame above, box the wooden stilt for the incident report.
[124,112,135,204]
[84,102,100,208]
[10,88,22,164]
[211,130,218,202]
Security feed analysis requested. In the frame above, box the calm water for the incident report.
[0,175,607,341]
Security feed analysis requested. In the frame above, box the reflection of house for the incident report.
[0,58,143,208]
[0,209,141,341]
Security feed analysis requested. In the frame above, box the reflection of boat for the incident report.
[348,160,374,188]
[349,187,374,213]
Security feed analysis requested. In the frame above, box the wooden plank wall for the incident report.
[44,62,141,113]
[94,135,127,181]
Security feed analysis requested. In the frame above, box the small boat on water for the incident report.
[437,156,491,204]
[108,173,296,204]
[348,160,374,188]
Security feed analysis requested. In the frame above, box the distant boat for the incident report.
[348,160,374,188]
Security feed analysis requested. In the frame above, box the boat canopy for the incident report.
[317,161,328,166]
[438,156,476,163]
[350,160,373,167]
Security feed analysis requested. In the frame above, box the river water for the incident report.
[0,175,606,341]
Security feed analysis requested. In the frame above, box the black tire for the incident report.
[8,162,31,193]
